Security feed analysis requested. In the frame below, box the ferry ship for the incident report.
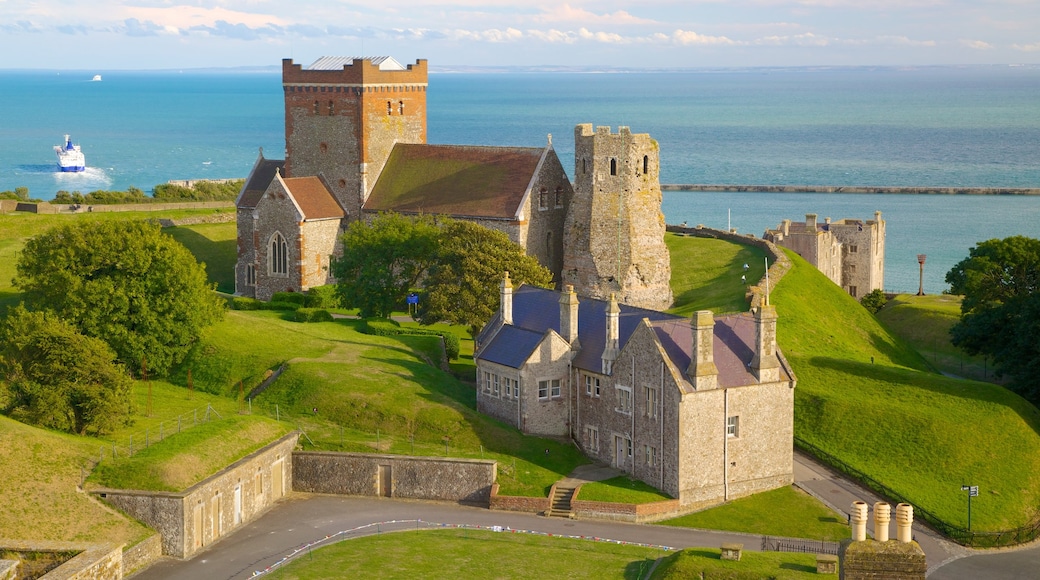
[54,135,86,172]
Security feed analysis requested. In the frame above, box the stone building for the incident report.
[764,212,885,298]
[474,276,796,507]
[235,56,670,309]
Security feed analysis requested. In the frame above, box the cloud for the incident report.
[756,32,830,46]
[189,20,282,41]
[960,39,994,50]
[535,4,657,26]
[122,18,168,37]
[672,30,739,46]
[1012,42,1040,52]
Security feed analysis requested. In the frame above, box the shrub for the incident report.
[294,308,334,323]
[305,285,341,309]
[442,333,460,361]
[860,289,888,314]
[359,319,460,361]
[265,301,299,311]
[271,292,307,306]
[232,297,264,311]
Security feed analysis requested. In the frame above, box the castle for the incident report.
[763,212,886,298]
[235,56,671,310]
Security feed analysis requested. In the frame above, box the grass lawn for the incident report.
[658,486,851,541]
[651,547,819,580]
[165,221,237,293]
[266,528,667,580]
[665,232,769,316]
[876,294,996,383]
[577,476,672,504]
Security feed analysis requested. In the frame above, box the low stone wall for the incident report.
[488,483,550,514]
[0,539,121,580]
[120,534,161,577]
[571,497,682,523]
[15,201,234,214]
[157,212,236,227]
[667,224,792,310]
[95,432,298,559]
[0,200,17,213]
[293,452,496,504]
[0,560,16,580]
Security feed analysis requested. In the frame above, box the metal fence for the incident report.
[796,437,1040,548]
[761,536,840,556]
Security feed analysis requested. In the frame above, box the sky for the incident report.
[1,0,1039,70]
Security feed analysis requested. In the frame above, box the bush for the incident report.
[265,301,299,311]
[442,333,460,361]
[305,285,341,309]
[359,319,460,361]
[271,292,307,306]
[294,308,334,323]
[861,289,888,314]
[232,297,264,311]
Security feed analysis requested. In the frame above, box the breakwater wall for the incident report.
[663,184,1040,195]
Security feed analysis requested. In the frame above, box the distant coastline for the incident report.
[663,184,1040,196]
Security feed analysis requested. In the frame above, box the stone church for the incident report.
[234,56,671,309]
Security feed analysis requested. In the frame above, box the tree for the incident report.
[860,289,888,314]
[418,219,553,336]
[946,236,1040,401]
[0,307,135,435]
[14,220,226,376]
[332,213,440,318]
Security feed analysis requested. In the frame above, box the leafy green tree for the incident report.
[946,235,1040,401]
[860,289,888,314]
[14,220,226,376]
[418,219,553,336]
[0,306,135,435]
[332,213,440,318]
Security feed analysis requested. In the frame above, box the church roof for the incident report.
[363,144,546,220]
[237,157,285,209]
[308,56,405,71]
[282,176,345,220]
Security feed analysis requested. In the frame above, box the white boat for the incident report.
[92,74,102,82]
[54,135,86,172]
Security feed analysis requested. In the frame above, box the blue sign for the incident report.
[407,293,419,305]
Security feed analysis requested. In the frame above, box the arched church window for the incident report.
[555,186,564,208]
[538,187,549,210]
[270,233,288,276]
[610,158,617,176]
[643,155,649,175]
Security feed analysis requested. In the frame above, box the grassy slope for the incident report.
[877,294,995,383]
[652,548,818,580]
[665,232,769,316]
[772,249,1040,530]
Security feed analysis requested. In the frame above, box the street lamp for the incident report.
[916,254,927,296]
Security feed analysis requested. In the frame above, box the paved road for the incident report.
[132,452,1040,579]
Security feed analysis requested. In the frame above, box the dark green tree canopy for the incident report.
[0,306,135,435]
[14,219,225,376]
[331,213,440,318]
[945,236,1040,402]
[418,219,553,336]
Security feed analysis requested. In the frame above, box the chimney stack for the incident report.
[601,294,620,374]
[500,272,513,326]
[896,503,913,543]
[751,304,781,382]
[686,310,718,390]
[806,213,817,232]
[782,219,790,237]
[851,501,868,542]
[874,502,891,542]
[559,284,580,347]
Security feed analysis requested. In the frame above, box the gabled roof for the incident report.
[281,176,345,220]
[481,285,791,388]
[363,144,546,219]
[308,56,405,71]
[237,154,285,209]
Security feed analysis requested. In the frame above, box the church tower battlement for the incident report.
[562,124,673,311]
[282,57,428,220]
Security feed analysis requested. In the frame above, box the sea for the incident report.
[1,65,1039,294]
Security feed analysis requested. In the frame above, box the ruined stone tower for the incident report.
[281,57,428,220]
[562,124,672,310]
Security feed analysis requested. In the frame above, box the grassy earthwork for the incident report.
[651,548,819,580]
[576,476,672,504]
[664,232,769,317]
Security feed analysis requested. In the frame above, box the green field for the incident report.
[665,232,769,316]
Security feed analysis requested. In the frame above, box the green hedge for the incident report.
[359,319,459,361]
[231,297,299,312]
[271,292,307,306]
[294,308,334,323]
[305,285,341,309]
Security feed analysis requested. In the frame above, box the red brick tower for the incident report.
[282,57,428,219]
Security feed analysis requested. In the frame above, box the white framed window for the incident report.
[483,371,493,393]
[615,386,632,415]
[551,379,561,398]
[585,425,599,452]
[727,415,740,438]
[503,377,514,399]
[645,387,658,419]
[269,232,288,276]
[493,374,500,397]
[627,438,633,458]
[645,445,657,467]
[585,374,601,397]
[537,379,559,400]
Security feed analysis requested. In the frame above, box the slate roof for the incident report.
[481,285,791,387]
[283,177,345,220]
[363,144,545,219]
[237,157,285,209]
[308,56,405,71]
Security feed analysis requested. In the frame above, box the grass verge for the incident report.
[651,547,819,580]
[266,528,667,580]
[577,476,672,504]
[658,486,850,541]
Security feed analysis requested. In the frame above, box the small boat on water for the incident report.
[54,135,86,172]
[92,74,102,81]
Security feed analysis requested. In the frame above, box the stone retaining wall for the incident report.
[292,452,496,504]
[12,201,234,214]
[488,483,550,514]
[119,535,161,577]
[571,497,683,523]
[0,540,121,580]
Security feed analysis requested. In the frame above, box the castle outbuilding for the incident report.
[235,56,671,310]
[474,277,796,508]
[763,212,885,298]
